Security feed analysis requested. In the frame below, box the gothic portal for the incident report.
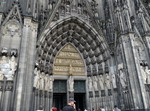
[0,0,150,111]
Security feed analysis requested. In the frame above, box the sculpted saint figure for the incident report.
[93,76,98,91]
[68,76,74,92]
[33,68,40,88]
[49,76,54,92]
[98,75,104,90]
[88,77,93,91]
[9,55,17,75]
[112,73,117,88]
[144,66,150,84]
[0,68,4,80]
[119,69,127,88]
[105,73,111,89]
[39,72,45,90]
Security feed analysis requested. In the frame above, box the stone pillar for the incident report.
[13,17,38,111]
[2,81,13,111]
[49,92,53,110]
[0,13,3,25]
[120,33,149,109]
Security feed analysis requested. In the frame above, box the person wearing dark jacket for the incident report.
[62,98,76,111]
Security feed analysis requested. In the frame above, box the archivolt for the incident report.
[36,16,110,76]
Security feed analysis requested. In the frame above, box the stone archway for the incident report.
[34,16,111,111]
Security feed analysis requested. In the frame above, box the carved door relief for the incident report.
[53,44,85,76]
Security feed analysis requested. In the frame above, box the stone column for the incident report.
[13,17,38,111]
[2,81,13,111]
[120,33,149,109]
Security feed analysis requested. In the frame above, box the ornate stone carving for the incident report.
[33,68,40,89]
[93,76,98,91]
[105,73,111,89]
[2,20,21,37]
[98,75,105,90]
[119,69,127,88]
[0,69,4,80]
[53,44,85,75]
[39,72,45,90]
[68,76,74,92]
[112,73,117,89]
[88,77,93,91]
[45,74,54,92]
[141,65,150,84]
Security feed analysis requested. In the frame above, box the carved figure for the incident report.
[39,72,45,90]
[105,73,111,89]
[9,55,17,75]
[112,73,117,88]
[98,75,104,90]
[93,76,98,91]
[0,68,4,80]
[33,68,40,88]
[88,77,93,91]
[119,69,127,88]
[68,76,74,92]
[49,76,54,92]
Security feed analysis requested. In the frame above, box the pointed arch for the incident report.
[53,43,86,76]
[36,16,111,76]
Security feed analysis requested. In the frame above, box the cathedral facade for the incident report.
[0,0,150,111]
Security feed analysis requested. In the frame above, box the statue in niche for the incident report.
[45,74,54,92]
[0,55,12,80]
[112,73,117,88]
[66,3,70,13]
[93,76,98,91]
[45,74,49,91]
[0,68,4,80]
[49,76,54,92]
[68,75,74,92]
[98,75,104,90]
[9,55,17,75]
[88,77,93,91]
[39,72,45,90]
[105,73,111,89]
[33,68,40,89]
[141,66,150,84]
[145,66,150,84]
[119,69,127,88]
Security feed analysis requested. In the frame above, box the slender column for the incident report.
[13,17,38,111]
[3,81,13,111]
[120,33,148,109]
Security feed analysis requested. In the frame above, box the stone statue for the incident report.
[119,69,127,88]
[0,68,4,80]
[49,76,54,92]
[39,72,45,90]
[68,76,74,92]
[9,55,17,75]
[45,74,49,91]
[112,73,117,88]
[98,75,104,90]
[144,66,150,84]
[88,77,93,91]
[105,73,111,89]
[33,68,40,88]
[141,65,147,84]
[93,76,98,91]
[0,55,13,80]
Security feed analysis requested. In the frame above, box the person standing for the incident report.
[62,98,76,111]
[113,105,121,111]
